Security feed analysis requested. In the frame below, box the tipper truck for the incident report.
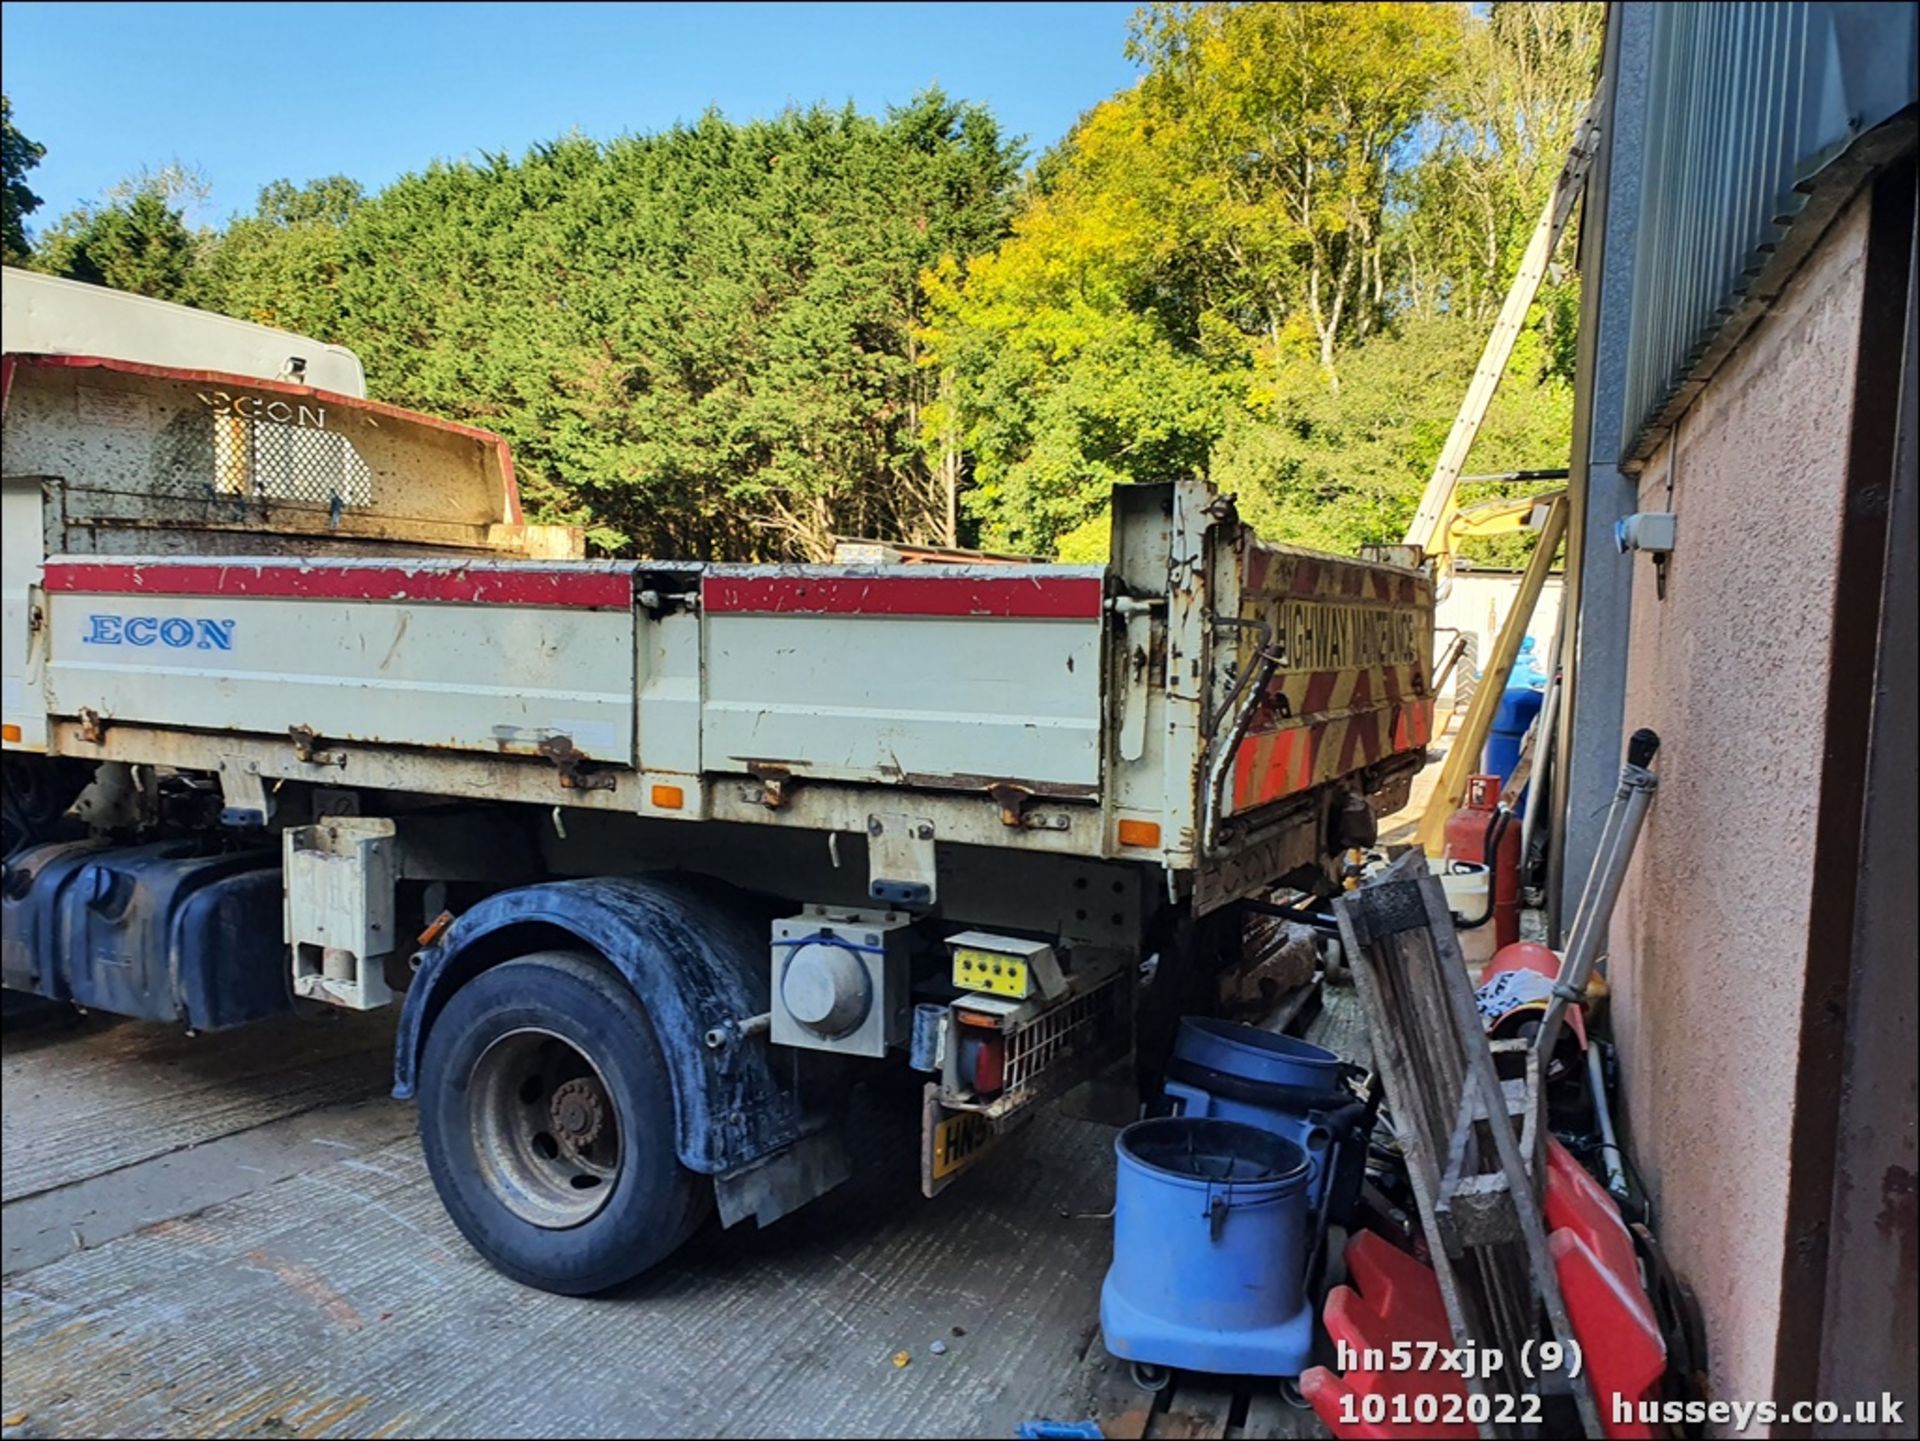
[1,296,1433,1293]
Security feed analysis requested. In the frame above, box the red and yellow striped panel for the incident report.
[1227,540,1433,819]
[1230,689,1434,814]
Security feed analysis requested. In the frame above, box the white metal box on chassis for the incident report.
[770,905,914,1058]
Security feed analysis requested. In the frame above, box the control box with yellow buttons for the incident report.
[945,930,1065,1001]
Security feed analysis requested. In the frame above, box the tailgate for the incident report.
[41,557,639,764]
[1220,543,1433,819]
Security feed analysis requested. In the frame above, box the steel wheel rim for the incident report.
[469,1026,621,1228]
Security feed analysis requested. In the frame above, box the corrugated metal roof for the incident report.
[1618,1,1917,466]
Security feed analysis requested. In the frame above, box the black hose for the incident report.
[1238,897,1340,931]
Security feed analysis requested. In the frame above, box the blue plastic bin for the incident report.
[1100,1117,1315,1378]
[1162,1018,1370,1224]
[1482,683,1546,791]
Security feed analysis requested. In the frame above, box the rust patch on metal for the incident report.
[289,724,319,762]
[886,772,1102,827]
[538,735,616,792]
[986,782,1033,828]
[746,761,797,809]
[417,909,455,947]
[76,707,106,744]
[899,770,1098,803]
[288,724,346,768]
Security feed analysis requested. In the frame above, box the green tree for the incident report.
[306,91,1020,559]
[915,80,1237,554]
[198,176,363,337]
[1396,2,1604,333]
[32,167,212,303]
[1223,317,1575,553]
[2,94,46,265]
[924,2,1464,552]
[1125,1,1462,380]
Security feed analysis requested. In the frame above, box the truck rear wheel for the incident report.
[417,949,710,1294]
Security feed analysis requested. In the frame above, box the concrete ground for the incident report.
[0,715,1441,1441]
[0,1001,1322,1440]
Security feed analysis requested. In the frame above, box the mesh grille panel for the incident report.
[218,416,375,505]
[1002,971,1127,1099]
[152,410,374,506]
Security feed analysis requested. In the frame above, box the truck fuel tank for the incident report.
[1,837,285,1030]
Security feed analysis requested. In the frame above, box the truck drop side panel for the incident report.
[42,558,640,765]
[6,357,1433,881]
[700,570,1106,796]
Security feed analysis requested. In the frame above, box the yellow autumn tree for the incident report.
[924,1,1601,558]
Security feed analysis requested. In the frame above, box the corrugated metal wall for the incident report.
[1619,1,1917,465]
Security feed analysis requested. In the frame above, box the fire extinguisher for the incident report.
[1444,774,1520,949]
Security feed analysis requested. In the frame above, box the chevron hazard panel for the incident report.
[1225,543,1434,818]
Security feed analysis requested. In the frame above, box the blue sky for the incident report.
[1,1,1142,231]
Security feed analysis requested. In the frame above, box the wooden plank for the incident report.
[1302,975,1372,1072]
[1440,1063,1484,1202]
[1415,878,1603,1436]
[1416,495,1567,854]
[1237,1388,1316,1439]
[1498,708,1542,811]
[1335,859,1500,1438]
[1337,852,1606,1436]
[1151,1384,1236,1440]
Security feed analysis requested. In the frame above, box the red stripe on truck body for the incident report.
[702,573,1104,618]
[44,560,634,609]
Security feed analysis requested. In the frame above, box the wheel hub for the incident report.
[467,1028,623,1229]
[550,1076,606,1153]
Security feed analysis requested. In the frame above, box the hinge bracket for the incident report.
[538,735,616,792]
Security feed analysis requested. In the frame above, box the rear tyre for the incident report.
[418,949,709,1294]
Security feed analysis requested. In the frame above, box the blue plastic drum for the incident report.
[1100,1117,1316,1378]
[1482,683,1546,793]
[1163,1018,1370,1224]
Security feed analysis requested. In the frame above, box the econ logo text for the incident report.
[83,616,236,651]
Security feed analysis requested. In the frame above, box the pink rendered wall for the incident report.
[1608,193,1870,1420]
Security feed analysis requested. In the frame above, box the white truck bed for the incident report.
[4,354,1433,898]
[37,555,1104,796]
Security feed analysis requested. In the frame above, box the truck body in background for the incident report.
[0,301,1432,1292]
[1,266,367,396]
